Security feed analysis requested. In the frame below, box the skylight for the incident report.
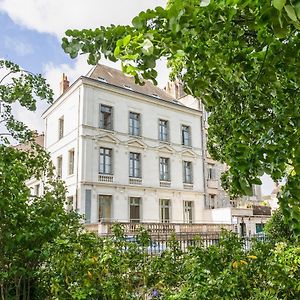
[123,85,133,90]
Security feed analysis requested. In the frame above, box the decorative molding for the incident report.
[95,133,120,145]
[157,144,174,154]
[127,138,147,150]
[181,149,198,159]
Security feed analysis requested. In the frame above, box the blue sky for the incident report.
[0,0,274,195]
[0,12,70,74]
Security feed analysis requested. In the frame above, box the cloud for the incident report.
[0,0,167,39]
[4,36,33,56]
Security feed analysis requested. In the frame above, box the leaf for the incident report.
[132,16,143,29]
[114,46,120,58]
[295,2,300,19]
[141,39,154,56]
[123,35,131,47]
[284,5,298,22]
[273,0,286,11]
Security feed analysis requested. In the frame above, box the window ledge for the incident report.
[129,177,142,185]
[160,181,171,188]
[98,174,114,182]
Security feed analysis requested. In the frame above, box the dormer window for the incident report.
[98,77,107,83]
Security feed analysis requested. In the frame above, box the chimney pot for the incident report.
[60,73,70,94]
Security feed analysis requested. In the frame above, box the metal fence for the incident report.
[119,232,268,255]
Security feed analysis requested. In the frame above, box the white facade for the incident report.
[43,66,208,226]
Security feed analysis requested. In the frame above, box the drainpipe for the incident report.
[75,86,81,212]
[200,104,207,209]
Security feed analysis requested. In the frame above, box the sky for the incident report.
[0,0,274,195]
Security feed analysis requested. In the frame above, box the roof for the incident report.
[14,133,44,151]
[87,64,175,101]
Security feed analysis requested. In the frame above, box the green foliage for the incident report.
[0,60,81,299]
[38,227,300,299]
[265,208,296,243]
[62,0,300,235]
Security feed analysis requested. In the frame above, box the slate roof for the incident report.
[86,64,174,101]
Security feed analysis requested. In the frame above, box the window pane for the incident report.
[129,112,140,136]
[159,119,169,142]
[129,152,141,177]
[98,195,112,222]
[130,197,140,222]
[182,125,191,146]
[99,148,112,174]
[159,157,170,181]
[100,105,113,130]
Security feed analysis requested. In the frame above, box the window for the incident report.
[98,195,112,222]
[160,199,170,223]
[100,104,113,130]
[129,152,141,178]
[183,161,193,183]
[181,125,191,146]
[159,119,169,142]
[68,149,75,175]
[130,197,141,223]
[129,112,141,136]
[67,196,73,212]
[159,157,170,181]
[207,164,216,179]
[184,201,193,223]
[34,184,40,196]
[256,223,264,233]
[57,156,62,178]
[99,148,112,174]
[58,116,64,139]
[207,194,216,209]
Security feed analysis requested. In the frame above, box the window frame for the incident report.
[129,152,141,178]
[181,124,191,146]
[183,160,193,183]
[99,104,113,130]
[58,116,64,140]
[57,155,63,178]
[129,111,141,136]
[159,157,170,181]
[158,119,169,142]
[99,147,113,175]
[129,197,141,223]
[160,199,171,223]
[68,149,75,175]
[98,194,112,222]
[183,200,193,223]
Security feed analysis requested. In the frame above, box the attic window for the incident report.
[152,93,160,99]
[98,77,107,83]
[123,85,133,90]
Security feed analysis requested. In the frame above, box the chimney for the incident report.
[164,80,185,99]
[60,73,69,94]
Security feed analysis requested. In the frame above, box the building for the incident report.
[39,64,267,235]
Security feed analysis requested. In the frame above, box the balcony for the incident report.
[183,183,193,190]
[84,222,234,236]
[160,181,171,188]
[207,179,219,189]
[129,177,142,185]
[98,174,114,183]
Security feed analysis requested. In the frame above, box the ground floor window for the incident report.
[129,197,141,223]
[184,201,193,223]
[98,195,112,222]
[256,223,264,233]
[160,199,171,223]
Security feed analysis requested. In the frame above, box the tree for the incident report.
[0,60,81,299]
[62,0,300,235]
